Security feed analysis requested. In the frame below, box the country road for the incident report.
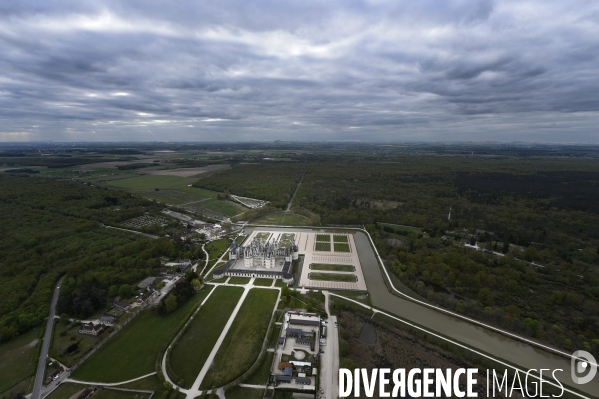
[31,276,65,399]
[286,169,306,211]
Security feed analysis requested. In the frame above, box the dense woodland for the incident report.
[192,156,599,356]
[0,176,201,342]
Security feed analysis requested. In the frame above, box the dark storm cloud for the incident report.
[0,0,598,142]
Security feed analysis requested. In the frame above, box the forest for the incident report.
[0,175,201,342]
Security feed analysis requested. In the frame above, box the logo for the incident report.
[571,350,597,385]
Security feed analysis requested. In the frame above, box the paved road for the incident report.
[32,276,65,399]
[321,291,339,399]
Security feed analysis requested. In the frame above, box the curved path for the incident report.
[65,372,157,387]
[32,276,65,399]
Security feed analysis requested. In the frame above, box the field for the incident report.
[333,243,351,252]
[252,212,312,226]
[72,287,213,383]
[46,382,88,399]
[175,186,219,198]
[316,234,330,242]
[205,239,231,260]
[200,199,247,217]
[94,389,151,399]
[309,264,355,272]
[244,351,274,385]
[309,273,357,282]
[377,222,423,233]
[224,386,265,399]
[169,286,244,388]
[333,235,349,243]
[200,289,279,389]
[227,277,251,285]
[105,175,196,190]
[253,279,274,287]
[314,242,331,251]
[0,328,38,396]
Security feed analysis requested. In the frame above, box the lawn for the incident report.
[201,289,278,389]
[244,351,274,385]
[227,277,251,285]
[316,234,330,242]
[117,374,167,395]
[205,239,231,260]
[278,233,295,248]
[254,232,271,242]
[201,199,247,217]
[333,242,351,252]
[106,175,196,190]
[309,273,357,282]
[309,263,355,272]
[46,382,88,399]
[138,190,212,205]
[94,388,151,399]
[174,186,219,198]
[378,222,423,234]
[253,278,274,287]
[0,328,39,396]
[333,235,349,243]
[169,286,244,388]
[225,386,265,399]
[72,287,213,383]
[314,242,331,251]
[252,213,312,226]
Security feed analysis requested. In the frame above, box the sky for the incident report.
[1,0,598,143]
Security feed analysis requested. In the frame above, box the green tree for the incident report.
[108,285,119,298]
[118,284,133,298]
[165,295,178,314]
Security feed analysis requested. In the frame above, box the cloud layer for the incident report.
[1,0,598,142]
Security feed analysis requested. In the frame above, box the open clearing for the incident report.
[169,286,244,388]
[105,175,196,190]
[378,222,423,233]
[72,287,213,383]
[252,213,312,226]
[200,289,278,389]
[149,164,230,177]
[309,263,355,272]
[201,199,247,217]
[309,272,357,282]
[0,328,38,396]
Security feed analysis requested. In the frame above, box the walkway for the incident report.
[286,169,306,211]
[101,224,159,239]
[65,372,157,387]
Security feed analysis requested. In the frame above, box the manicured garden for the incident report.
[200,289,278,389]
[309,263,355,272]
[333,235,349,243]
[333,242,351,252]
[253,278,274,287]
[169,286,244,388]
[72,287,213,383]
[227,277,251,285]
[314,242,331,251]
[309,272,357,282]
[316,234,330,242]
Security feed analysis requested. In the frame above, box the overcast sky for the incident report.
[1,0,598,142]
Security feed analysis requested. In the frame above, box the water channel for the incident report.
[245,226,599,397]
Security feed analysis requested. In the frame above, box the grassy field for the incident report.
[333,235,349,243]
[201,289,278,389]
[94,388,151,399]
[333,242,351,252]
[244,351,274,385]
[227,277,251,285]
[378,222,423,233]
[205,239,231,260]
[253,278,274,287]
[117,374,167,395]
[174,186,219,198]
[169,286,244,388]
[72,287,213,383]
[224,386,265,399]
[314,242,331,251]
[0,328,39,397]
[46,382,88,399]
[309,272,357,282]
[309,263,355,272]
[252,213,312,226]
[201,199,247,217]
[316,234,330,242]
[105,175,196,190]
